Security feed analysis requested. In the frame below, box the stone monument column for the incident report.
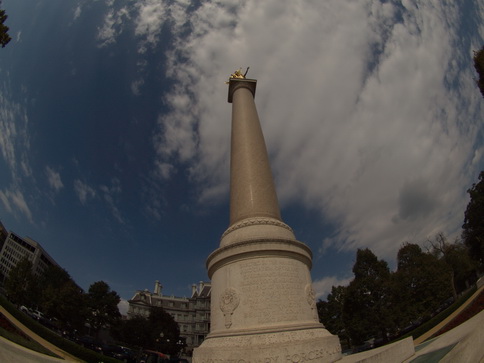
[193,73,341,362]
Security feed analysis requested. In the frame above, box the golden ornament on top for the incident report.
[226,67,250,83]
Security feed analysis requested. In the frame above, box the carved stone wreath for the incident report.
[219,288,240,328]
[305,284,316,310]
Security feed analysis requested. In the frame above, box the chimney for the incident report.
[154,280,162,296]
[199,281,204,293]
[192,284,197,297]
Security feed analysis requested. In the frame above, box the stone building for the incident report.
[127,281,211,354]
[0,231,59,282]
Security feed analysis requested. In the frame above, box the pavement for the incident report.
[404,309,484,362]
[0,305,82,362]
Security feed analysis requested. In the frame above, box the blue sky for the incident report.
[1,0,483,309]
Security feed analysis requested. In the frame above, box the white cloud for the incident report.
[134,0,168,53]
[97,5,130,47]
[150,0,484,263]
[73,6,81,20]
[313,276,352,300]
[45,166,63,192]
[130,79,145,96]
[118,299,129,315]
[100,178,124,224]
[0,91,31,181]
[74,179,96,204]
[0,187,33,223]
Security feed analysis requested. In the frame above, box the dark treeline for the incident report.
[318,171,483,350]
[4,257,183,355]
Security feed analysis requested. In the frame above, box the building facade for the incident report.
[128,281,211,355]
[0,220,8,249]
[0,231,59,282]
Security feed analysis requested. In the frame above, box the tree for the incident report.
[112,307,182,355]
[342,249,395,346]
[4,257,39,307]
[462,171,484,266]
[0,1,11,48]
[148,306,182,356]
[112,315,151,348]
[87,281,121,335]
[39,265,88,331]
[317,285,350,348]
[474,47,484,98]
[394,243,451,325]
[427,233,476,300]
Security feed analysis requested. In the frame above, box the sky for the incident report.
[1,0,483,311]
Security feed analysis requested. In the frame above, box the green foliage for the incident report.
[317,238,474,349]
[112,314,151,347]
[394,243,451,325]
[4,257,40,307]
[427,233,477,300]
[112,306,183,356]
[317,285,350,348]
[87,281,121,334]
[473,48,484,98]
[342,249,394,346]
[462,171,484,266]
[148,306,182,356]
[39,265,87,331]
[0,3,11,48]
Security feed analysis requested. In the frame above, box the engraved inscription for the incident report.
[199,358,279,363]
[196,345,340,363]
[239,259,308,324]
[285,346,341,362]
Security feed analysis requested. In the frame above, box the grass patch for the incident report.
[0,325,60,358]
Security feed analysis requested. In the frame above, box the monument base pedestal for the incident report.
[193,326,341,363]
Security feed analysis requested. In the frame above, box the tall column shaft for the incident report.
[193,76,341,363]
[229,79,281,224]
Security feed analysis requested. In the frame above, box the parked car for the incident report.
[77,336,103,354]
[30,309,45,321]
[19,305,31,315]
[103,345,137,362]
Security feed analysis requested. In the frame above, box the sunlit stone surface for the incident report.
[193,78,341,362]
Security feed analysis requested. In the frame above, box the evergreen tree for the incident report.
[473,47,484,98]
[87,281,121,335]
[0,1,11,48]
[4,257,39,307]
[394,243,451,325]
[148,306,182,356]
[462,171,484,266]
[317,285,350,348]
[39,265,88,331]
[342,249,394,346]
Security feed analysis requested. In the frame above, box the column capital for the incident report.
[228,78,257,103]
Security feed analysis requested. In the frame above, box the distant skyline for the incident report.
[0,0,483,307]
